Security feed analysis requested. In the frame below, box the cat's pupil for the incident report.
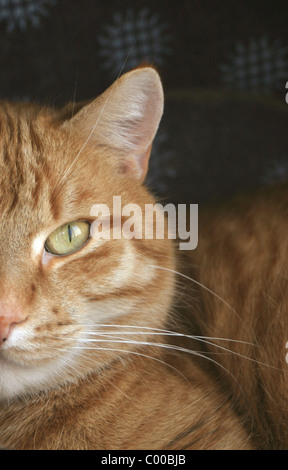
[68,224,72,243]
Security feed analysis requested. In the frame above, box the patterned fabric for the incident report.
[0,0,287,205]
[219,36,288,93]
[98,8,172,77]
[0,0,56,31]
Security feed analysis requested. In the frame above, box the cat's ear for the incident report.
[62,67,164,181]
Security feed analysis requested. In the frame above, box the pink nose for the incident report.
[0,301,27,344]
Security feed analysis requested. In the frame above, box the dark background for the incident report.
[1,0,288,205]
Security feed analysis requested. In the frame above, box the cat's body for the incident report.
[0,67,284,449]
[0,346,251,449]
[189,184,288,449]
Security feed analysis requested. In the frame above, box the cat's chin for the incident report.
[0,352,81,402]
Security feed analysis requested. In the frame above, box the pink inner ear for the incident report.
[121,144,153,181]
[62,67,164,182]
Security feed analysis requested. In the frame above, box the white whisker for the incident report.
[78,323,257,347]
[50,46,134,202]
[55,323,279,371]
[76,337,279,371]
[63,343,245,396]
[58,345,191,384]
[147,264,243,323]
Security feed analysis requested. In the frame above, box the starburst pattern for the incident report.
[0,0,57,32]
[219,36,288,93]
[98,8,172,76]
[261,158,288,185]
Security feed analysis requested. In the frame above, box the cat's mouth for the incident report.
[0,348,79,401]
[0,327,74,369]
[0,331,86,401]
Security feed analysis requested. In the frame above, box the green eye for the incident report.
[45,221,90,256]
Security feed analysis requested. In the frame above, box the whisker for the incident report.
[50,86,113,204]
[50,45,135,205]
[147,264,243,323]
[53,345,191,384]
[71,72,79,118]
[65,343,245,396]
[69,336,279,371]
[56,322,278,371]
[79,324,257,347]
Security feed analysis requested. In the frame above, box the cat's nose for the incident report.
[0,302,27,344]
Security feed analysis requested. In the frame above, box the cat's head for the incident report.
[0,67,175,400]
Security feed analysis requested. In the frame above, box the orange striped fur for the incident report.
[1,67,282,449]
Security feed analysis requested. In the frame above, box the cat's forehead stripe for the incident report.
[0,104,45,215]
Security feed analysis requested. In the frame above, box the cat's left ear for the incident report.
[62,67,164,181]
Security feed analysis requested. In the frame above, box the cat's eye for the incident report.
[45,221,90,256]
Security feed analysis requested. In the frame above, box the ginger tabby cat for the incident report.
[0,66,284,449]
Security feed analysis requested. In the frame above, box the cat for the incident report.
[0,65,282,450]
[188,183,288,450]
